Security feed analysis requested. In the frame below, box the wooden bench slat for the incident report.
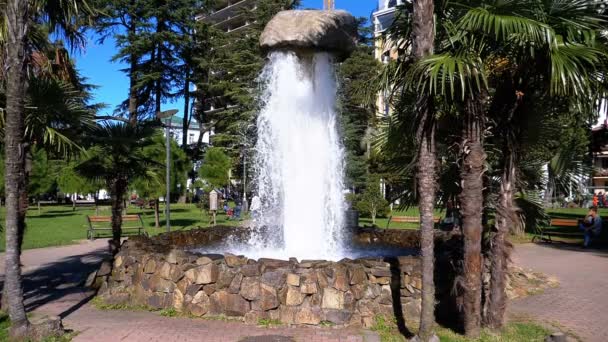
[387,215,442,228]
[549,219,579,227]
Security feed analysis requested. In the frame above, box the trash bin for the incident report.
[345,209,359,230]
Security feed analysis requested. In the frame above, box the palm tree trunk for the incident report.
[128,16,138,126]
[460,95,487,338]
[182,69,191,149]
[412,0,436,340]
[484,150,514,330]
[109,178,126,255]
[154,198,160,228]
[4,0,31,337]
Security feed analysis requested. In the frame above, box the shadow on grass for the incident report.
[0,246,108,318]
[29,212,79,219]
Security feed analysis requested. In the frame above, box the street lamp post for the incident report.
[157,109,178,232]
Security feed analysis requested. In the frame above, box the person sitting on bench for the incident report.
[579,206,602,248]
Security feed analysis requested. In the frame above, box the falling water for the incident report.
[246,51,346,260]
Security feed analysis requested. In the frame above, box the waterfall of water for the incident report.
[248,51,347,260]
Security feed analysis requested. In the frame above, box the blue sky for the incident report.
[74,0,377,117]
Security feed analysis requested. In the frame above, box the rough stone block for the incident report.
[240,277,260,301]
[143,259,157,274]
[322,288,344,310]
[166,249,187,264]
[184,263,219,284]
[98,260,113,276]
[261,270,287,288]
[349,266,367,285]
[229,273,243,294]
[323,309,352,325]
[241,264,261,277]
[287,273,300,287]
[295,307,322,325]
[284,286,305,306]
[196,256,213,265]
[210,290,250,316]
[257,283,280,311]
[279,306,298,324]
[216,268,236,289]
[173,288,185,312]
[333,267,350,292]
[225,253,248,267]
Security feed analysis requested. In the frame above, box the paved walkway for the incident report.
[0,241,379,342]
[3,240,605,341]
[509,243,608,342]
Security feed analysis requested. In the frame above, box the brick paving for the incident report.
[509,243,608,342]
[0,240,379,342]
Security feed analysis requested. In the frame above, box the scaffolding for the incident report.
[323,0,335,10]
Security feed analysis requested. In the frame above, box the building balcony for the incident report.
[202,0,254,24]
[593,168,608,177]
[374,0,405,13]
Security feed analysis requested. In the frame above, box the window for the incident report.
[602,158,608,169]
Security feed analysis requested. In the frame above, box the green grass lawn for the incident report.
[1,203,602,252]
[359,208,445,230]
[0,203,243,252]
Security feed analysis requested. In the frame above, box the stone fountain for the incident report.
[91,10,458,329]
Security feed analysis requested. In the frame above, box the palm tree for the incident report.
[455,0,607,329]
[76,122,158,254]
[381,0,607,336]
[410,0,437,340]
[1,1,93,337]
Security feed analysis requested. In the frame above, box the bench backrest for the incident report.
[87,215,143,225]
[391,216,441,223]
[549,218,579,227]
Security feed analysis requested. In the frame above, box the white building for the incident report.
[372,0,407,117]
[164,116,213,146]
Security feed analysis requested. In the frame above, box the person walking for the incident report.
[250,195,261,221]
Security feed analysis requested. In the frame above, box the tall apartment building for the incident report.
[372,0,407,116]
[197,0,257,33]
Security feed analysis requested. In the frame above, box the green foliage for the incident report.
[198,147,231,190]
[355,175,390,224]
[75,122,159,190]
[57,161,100,195]
[132,132,192,199]
[369,315,405,342]
[29,149,61,198]
[337,18,381,190]
[159,308,178,317]
[257,318,282,327]
[196,0,299,162]
[435,322,551,341]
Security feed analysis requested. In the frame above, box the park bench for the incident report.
[386,215,441,229]
[534,218,578,242]
[86,214,146,240]
[73,200,96,211]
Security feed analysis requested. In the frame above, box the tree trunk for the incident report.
[4,0,31,337]
[483,150,514,330]
[154,198,160,228]
[460,95,487,338]
[128,19,138,126]
[412,0,436,340]
[109,178,127,255]
[182,69,191,149]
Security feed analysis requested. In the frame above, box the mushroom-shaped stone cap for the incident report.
[260,10,358,61]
